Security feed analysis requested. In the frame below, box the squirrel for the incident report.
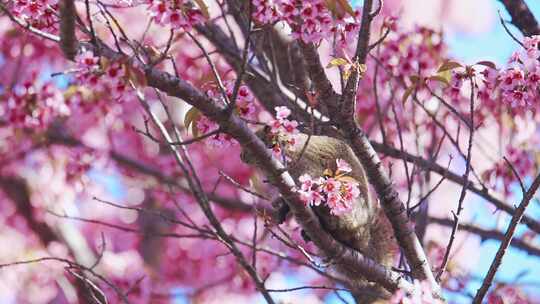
[241,129,397,303]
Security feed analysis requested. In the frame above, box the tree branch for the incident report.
[7,8,415,297]
[295,0,440,294]
[499,0,540,37]
[132,84,277,304]
[344,125,439,292]
[195,23,315,123]
[0,176,102,302]
[46,129,258,213]
[371,140,540,234]
[473,173,540,303]
[430,216,540,258]
[298,42,340,108]
[340,0,375,118]
[142,59,413,295]
[59,0,78,59]
[0,176,58,245]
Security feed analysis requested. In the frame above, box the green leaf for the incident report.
[358,63,367,74]
[326,57,349,68]
[63,85,80,99]
[184,106,201,136]
[428,75,449,86]
[409,75,421,84]
[438,69,451,82]
[337,176,358,184]
[324,0,337,14]
[323,168,334,177]
[193,0,210,19]
[475,60,497,69]
[402,86,415,105]
[343,67,352,81]
[437,60,463,73]
[336,0,355,16]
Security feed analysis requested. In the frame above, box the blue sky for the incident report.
[446,0,540,64]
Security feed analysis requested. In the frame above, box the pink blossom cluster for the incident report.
[482,147,535,196]
[297,159,360,215]
[228,82,257,118]
[487,284,530,304]
[2,76,69,129]
[355,23,448,142]
[73,51,132,102]
[196,115,234,147]
[266,106,299,159]
[146,0,205,30]
[390,280,443,304]
[11,0,58,31]
[447,70,466,101]
[64,148,94,184]
[251,0,281,24]
[426,241,446,269]
[379,26,444,79]
[476,36,540,110]
[196,81,257,147]
[497,36,540,108]
[251,0,359,46]
[476,66,499,111]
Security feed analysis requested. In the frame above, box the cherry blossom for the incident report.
[2,76,69,129]
[336,158,353,173]
[12,0,59,31]
[251,0,359,45]
[264,106,300,159]
[2,1,540,303]
[296,160,360,215]
[195,81,258,146]
[390,280,444,304]
[494,35,540,109]
[72,50,138,102]
[487,284,530,304]
[146,0,205,30]
[482,147,535,196]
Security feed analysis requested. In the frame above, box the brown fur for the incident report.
[242,131,397,302]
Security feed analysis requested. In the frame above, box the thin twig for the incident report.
[437,74,476,281]
[497,10,524,47]
[473,173,540,303]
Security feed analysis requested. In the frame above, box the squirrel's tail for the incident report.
[369,207,398,267]
[352,208,399,303]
